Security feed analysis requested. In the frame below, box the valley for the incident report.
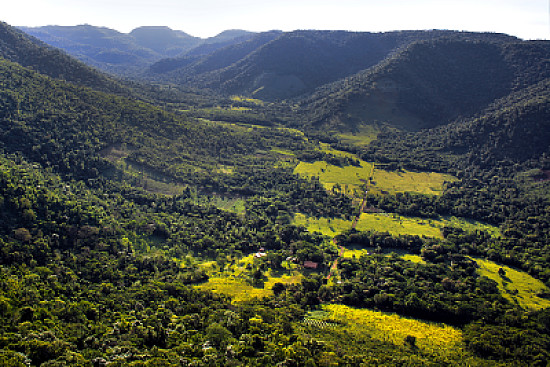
[0,19,549,366]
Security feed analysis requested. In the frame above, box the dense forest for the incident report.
[0,20,549,366]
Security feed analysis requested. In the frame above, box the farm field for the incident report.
[196,254,303,303]
[474,258,550,311]
[294,159,374,195]
[293,213,500,239]
[319,304,481,363]
[369,169,457,196]
[336,124,382,147]
[294,149,457,196]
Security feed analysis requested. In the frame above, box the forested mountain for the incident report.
[2,18,550,366]
[20,25,255,74]
[147,30,516,100]
[1,21,125,94]
[298,37,550,131]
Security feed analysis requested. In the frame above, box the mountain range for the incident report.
[1,19,550,366]
[19,24,255,74]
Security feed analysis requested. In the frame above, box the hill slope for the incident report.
[149,30,516,100]
[298,37,550,131]
[1,21,125,93]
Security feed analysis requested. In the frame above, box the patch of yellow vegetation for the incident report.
[294,160,374,196]
[197,272,302,303]
[294,213,443,239]
[401,254,426,264]
[230,95,264,105]
[323,304,468,358]
[196,254,302,303]
[270,148,296,156]
[370,169,457,196]
[342,248,371,259]
[336,125,381,147]
[294,148,456,197]
[475,258,550,310]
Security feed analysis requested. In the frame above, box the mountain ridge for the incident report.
[19,24,257,74]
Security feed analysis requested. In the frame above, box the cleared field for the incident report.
[336,124,381,147]
[370,169,457,196]
[401,254,426,264]
[475,258,550,311]
[322,304,473,361]
[197,272,302,303]
[294,160,374,196]
[196,254,302,303]
[230,95,264,105]
[294,213,442,238]
[294,151,456,197]
[294,213,500,239]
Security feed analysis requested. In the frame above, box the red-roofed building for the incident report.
[303,261,319,269]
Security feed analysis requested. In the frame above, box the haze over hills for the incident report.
[1,21,125,94]
[19,24,255,74]
[2,18,550,366]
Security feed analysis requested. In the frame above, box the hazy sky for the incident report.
[3,0,549,39]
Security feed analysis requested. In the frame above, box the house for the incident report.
[303,261,319,269]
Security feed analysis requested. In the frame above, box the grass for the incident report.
[294,213,443,239]
[336,124,382,147]
[294,212,500,244]
[294,148,456,197]
[401,254,426,264]
[370,169,457,196]
[294,160,374,196]
[195,254,303,303]
[321,304,474,361]
[474,258,550,311]
[230,95,264,106]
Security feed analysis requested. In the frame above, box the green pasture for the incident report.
[294,148,456,197]
[336,124,382,147]
[475,258,550,311]
[294,213,500,240]
[321,304,480,363]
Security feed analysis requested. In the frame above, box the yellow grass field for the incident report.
[369,169,457,196]
[322,304,472,360]
[294,149,456,196]
[294,160,374,196]
[336,124,381,147]
[475,258,550,310]
[195,254,303,303]
[197,272,302,303]
[293,213,500,239]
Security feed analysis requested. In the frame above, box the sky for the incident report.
[3,0,549,39]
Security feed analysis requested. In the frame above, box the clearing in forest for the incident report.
[196,254,302,303]
[294,213,500,239]
[294,149,456,196]
[475,258,550,311]
[321,304,477,362]
[336,124,382,147]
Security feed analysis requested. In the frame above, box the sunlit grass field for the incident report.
[294,213,500,239]
[369,169,457,196]
[294,149,456,196]
[336,124,381,147]
[195,254,303,303]
[294,160,374,195]
[475,258,550,310]
[197,272,302,303]
[321,304,477,361]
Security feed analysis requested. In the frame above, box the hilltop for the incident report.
[20,24,255,74]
